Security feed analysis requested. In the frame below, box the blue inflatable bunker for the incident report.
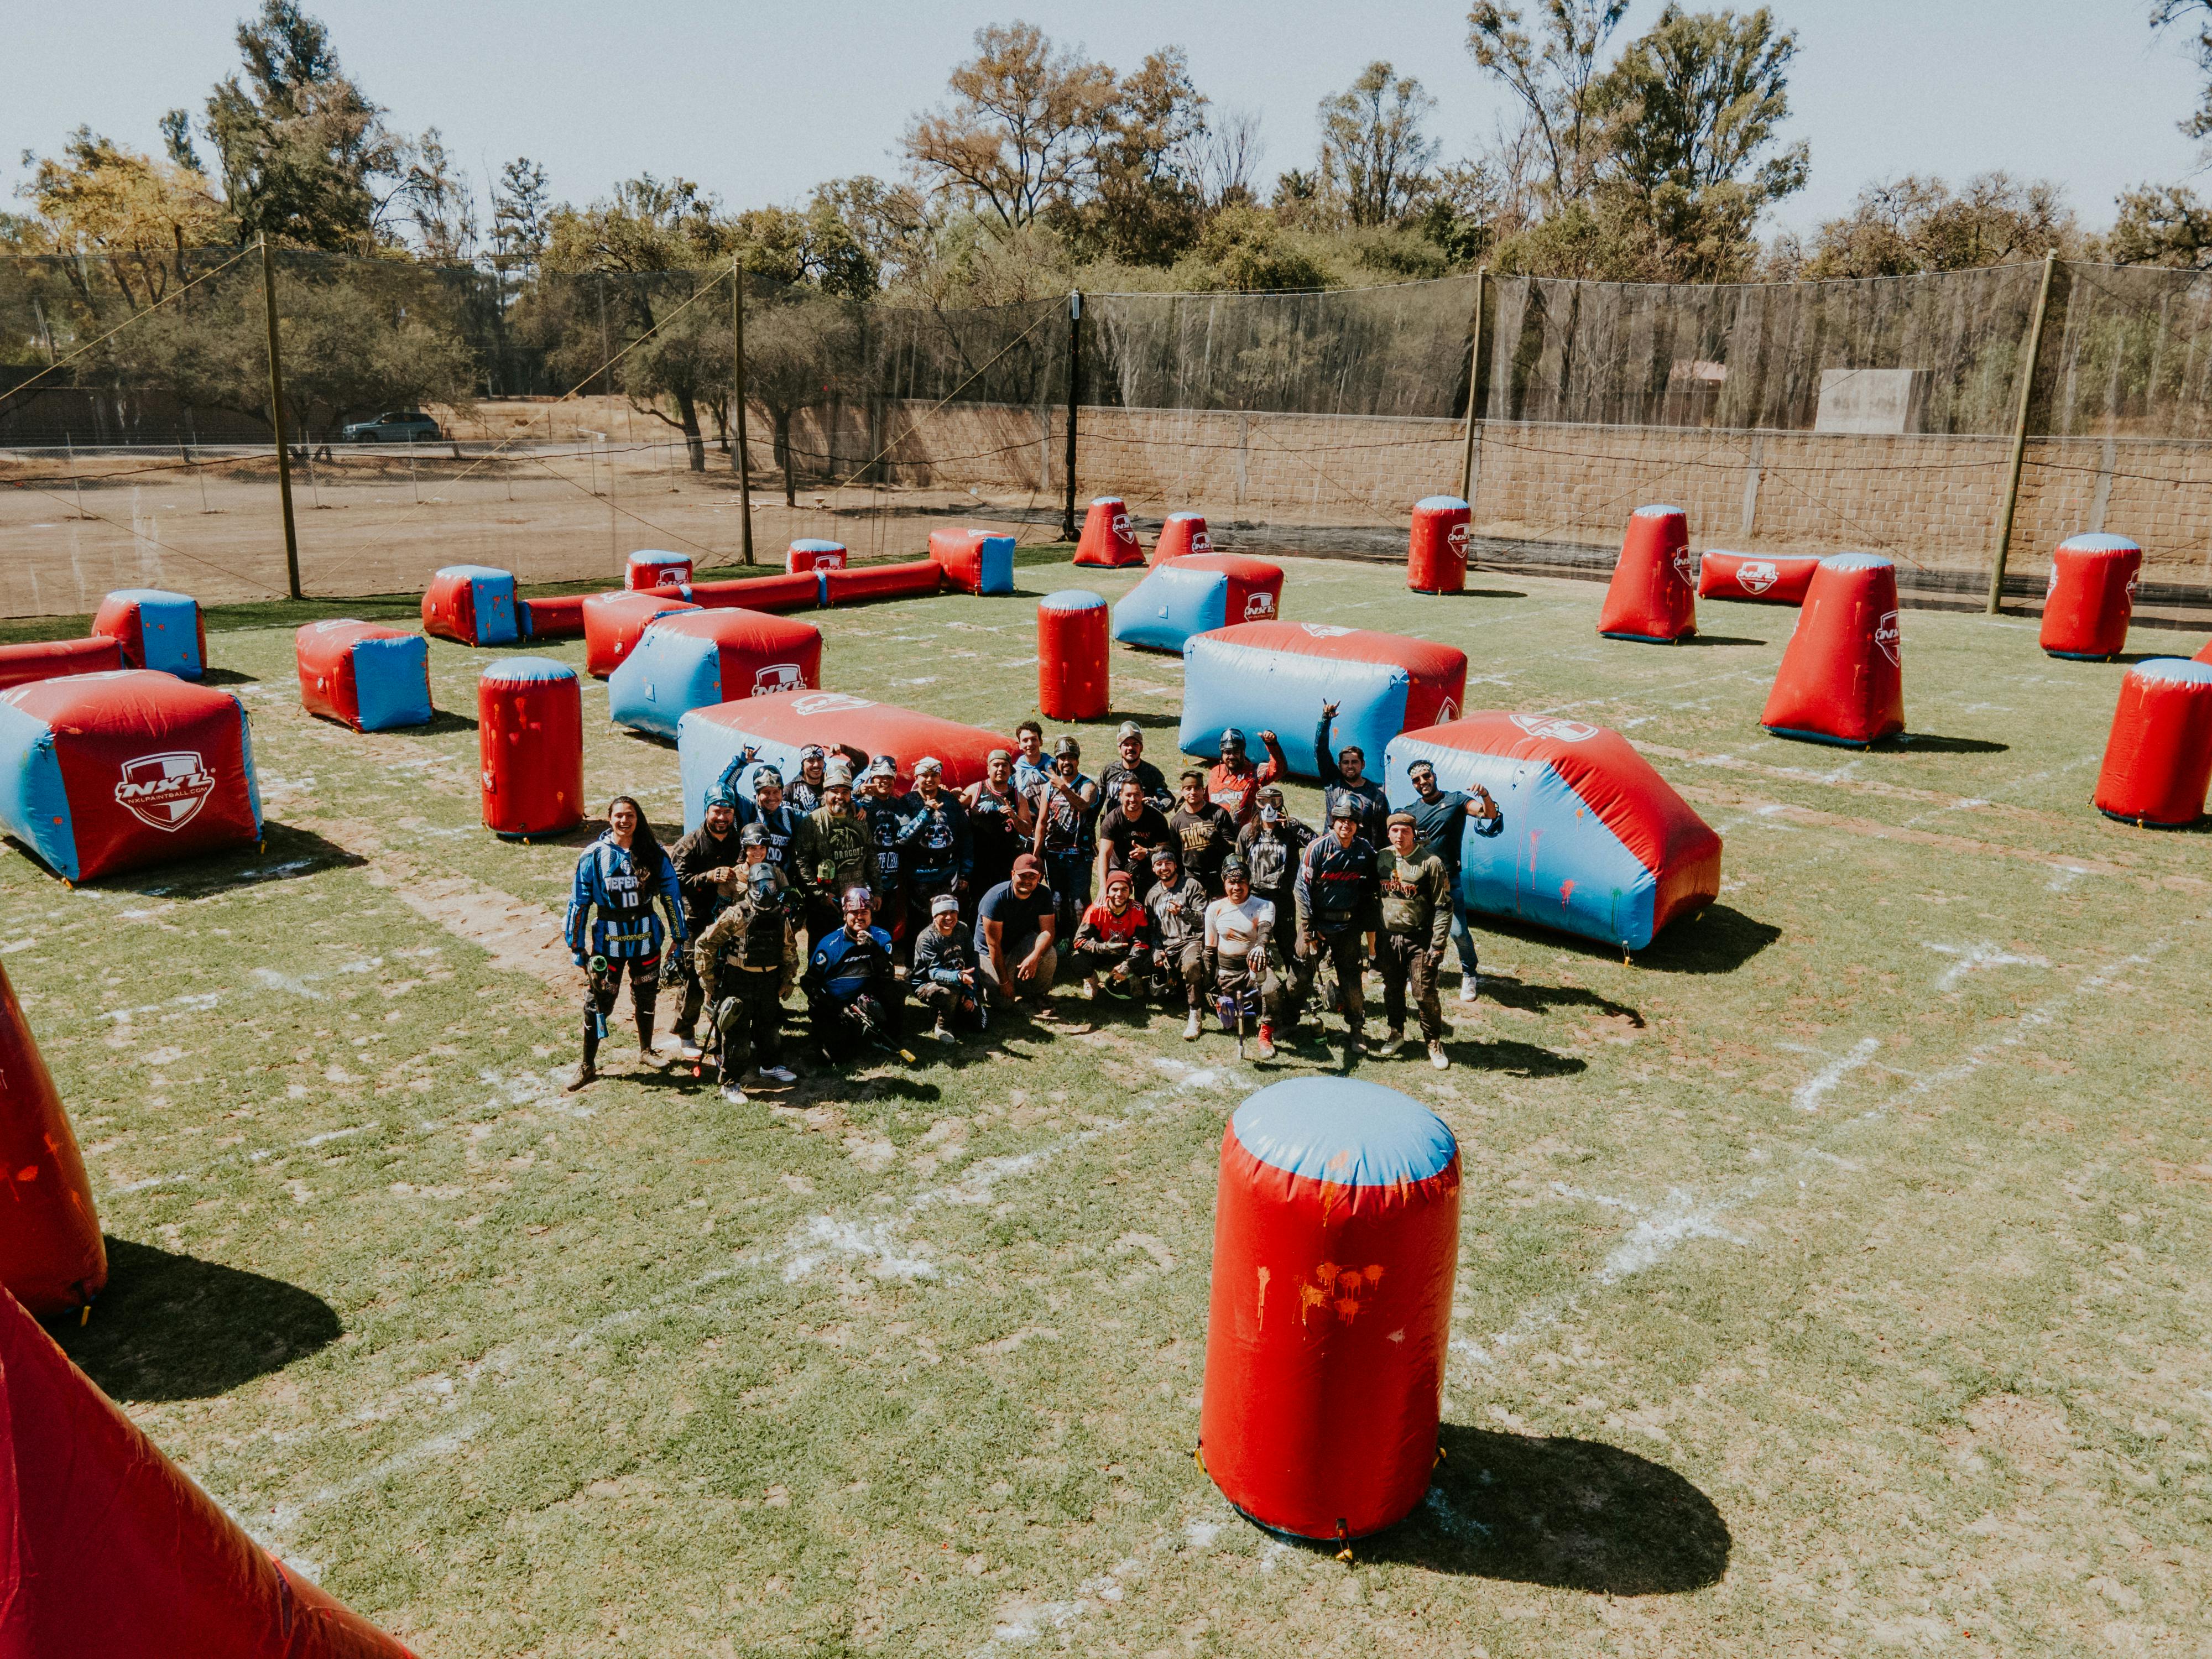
[606,609,825,740]
[1113,555,1285,653]
[1384,711,1721,951]
[92,589,205,680]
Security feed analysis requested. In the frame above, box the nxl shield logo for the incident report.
[1242,591,1276,619]
[1509,713,1600,743]
[1738,560,1780,594]
[1875,611,1901,665]
[752,662,804,695]
[791,691,873,716]
[115,751,216,831]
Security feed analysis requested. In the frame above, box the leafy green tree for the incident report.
[741,294,863,505]
[1466,1,1629,203]
[1796,173,2081,278]
[1317,62,1439,228]
[903,22,1119,229]
[1076,48,1209,264]
[1171,205,1327,290]
[2110,183,2212,268]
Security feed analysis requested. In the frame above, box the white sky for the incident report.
[4,1,2201,242]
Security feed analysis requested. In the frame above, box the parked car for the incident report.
[341,411,442,443]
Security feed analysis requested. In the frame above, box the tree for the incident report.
[394,128,476,263]
[2110,183,2212,267]
[1466,1,1629,203]
[1080,48,1209,264]
[2152,0,2212,143]
[489,158,550,285]
[23,129,230,308]
[742,294,863,505]
[1172,205,1327,291]
[1317,62,1439,228]
[1798,173,2081,278]
[903,22,1119,229]
[808,176,929,289]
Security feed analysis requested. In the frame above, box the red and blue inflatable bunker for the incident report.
[582,590,701,678]
[520,594,586,641]
[1201,1078,1459,1542]
[1407,495,1470,596]
[1039,589,1109,720]
[1761,552,1905,748]
[91,589,206,679]
[822,559,943,607]
[928,528,1017,596]
[1181,622,1467,782]
[0,961,105,1317]
[1113,554,1283,653]
[785,539,847,575]
[0,637,122,692]
[1384,711,1723,951]
[2042,533,2141,660]
[625,549,693,591]
[1598,505,1697,643]
[421,565,520,646]
[1151,511,1211,564]
[0,671,260,883]
[2093,658,2212,827]
[677,691,1009,828]
[607,608,824,740]
[294,620,433,732]
[1074,496,1144,568]
[479,658,582,838]
[0,1284,418,1659]
[1698,550,1820,606]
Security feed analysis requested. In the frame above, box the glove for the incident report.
[659,955,684,988]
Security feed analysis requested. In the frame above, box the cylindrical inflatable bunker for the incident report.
[1698,550,1821,606]
[1112,555,1284,654]
[658,572,823,614]
[677,691,1010,828]
[0,637,122,692]
[1180,622,1467,781]
[91,589,207,679]
[1151,511,1211,564]
[295,620,433,733]
[520,594,587,641]
[1384,711,1723,951]
[479,658,582,838]
[1597,505,1697,643]
[1407,495,1470,596]
[785,539,847,575]
[0,962,104,1317]
[822,559,943,607]
[0,1286,420,1659]
[2093,658,2212,827]
[625,549,693,592]
[421,565,520,646]
[607,608,825,740]
[928,528,1018,596]
[1039,590,1109,721]
[1761,552,1905,748]
[1074,497,1144,568]
[582,590,701,679]
[2042,533,2142,660]
[0,671,261,884]
[1201,1079,1459,1542]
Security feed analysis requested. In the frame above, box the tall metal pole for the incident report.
[259,234,303,600]
[732,255,754,566]
[1987,249,2057,615]
[1457,264,1489,509]
[1061,291,1082,542]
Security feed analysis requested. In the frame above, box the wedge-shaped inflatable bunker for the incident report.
[654,572,822,614]
[785,538,847,575]
[928,528,1016,596]
[0,637,122,693]
[1074,496,1143,567]
[607,609,824,740]
[2094,658,2212,827]
[1407,495,1470,595]
[0,1285,418,1658]
[1113,554,1284,653]
[1151,511,1210,564]
[0,961,104,1316]
[1598,505,1697,642]
[1201,1079,1459,1541]
[1698,550,1820,605]
[625,549,693,591]
[480,658,582,838]
[1384,711,1722,952]
[1761,552,1905,748]
[1180,622,1466,781]
[2042,533,2141,660]
[582,591,700,679]
[295,620,432,732]
[677,691,1009,830]
[420,565,519,646]
[91,589,206,679]
[519,594,586,641]
[0,671,262,883]
[822,559,942,607]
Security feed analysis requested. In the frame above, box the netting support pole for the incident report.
[732,254,754,566]
[1988,248,2056,615]
[260,234,303,601]
[1458,264,1489,525]
[1062,291,1083,542]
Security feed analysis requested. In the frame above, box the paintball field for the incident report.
[3,555,2208,1656]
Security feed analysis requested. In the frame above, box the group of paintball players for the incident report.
[561,711,1500,1103]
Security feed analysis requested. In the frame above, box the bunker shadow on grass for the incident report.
[1474,902,1778,975]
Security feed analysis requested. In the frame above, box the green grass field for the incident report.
[10,556,2210,1656]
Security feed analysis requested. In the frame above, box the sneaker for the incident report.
[1253,1025,1277,1062]
[1183,1010,1202,1041]
[720,1083,748,1105]
[637,1046,667,1070]
[678,1040,703,1063]
[1378,1027,1405,1058]
[565,1063,596,1093]
[933,1019,955,1046]
[758,1065,797,1084]
[1458,977,1480,1004]
[1429,1040,1449,1071]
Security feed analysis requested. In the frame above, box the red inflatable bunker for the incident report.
[0,637,122,692]
[1698,550,1820,606]
[0,671,260,883]
[2042,533,2141,660]
[0,1285,417,1658]
[479,658,582,838]
[2093,658,2212,827]
[1761,552,1905,748]
[0,961,104,1317]
[1151,511,1211,564]
[927,528,1017,596]
[1201,1078,1459,1542]
[822,559,943,607]
[420,565,520,646]
[656,573,822,614]
[1598,505,1697,643]
[1038,589,1109,721]
[1407,495,1470,596]
[520,594,586,641]
[625,549,693,591]
[294,620,432,733]
[785,539,847,575]
[583,591,700,679]
[1074,496,1144,568]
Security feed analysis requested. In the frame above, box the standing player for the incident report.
[1375,812,1452,1069]
[899,757,971,927]
[1404,757,1503,1004]
[1294,804,1379,1061]
[963,748,1034,900]
[1145,843,1211,1039]
[1206,726,1287,828]
[692,828,798,1102]
[1314,703,1391,846]
[1031,736,1100,947]
[564,796,687,1091]
[786,745,830,814]
[1168,766,1238,894]
[669,784,747,1059]
[1099,721,1172,812]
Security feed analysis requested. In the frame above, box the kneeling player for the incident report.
[1072,868,1153,999]
[803,886,904,1056]
[911,893,987,1044]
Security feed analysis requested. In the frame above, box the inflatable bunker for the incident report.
[1699,550,1820,606]
[421,565,520,646]
[2094,658,2212,828]
[0,671,262,883]
[295,620,432,732]
[1384,711,1722,952]
[481,658,582,839]
[1152,511,1210,564]
[823,559,942,607]
[1181,622,1467,782]
[656,572,823,614]
[0,637,122,692]
[677,690,1009,830]
[2043,533,2141,660]
[583,590,700,679]
[608,609,825,740]
[1113,554,1283,653]
[91,589,206,679]
[625,549,693,591]
[785,538,847,575]
[520,594,586,641]
[0,1285,418,1658]
[928,528,1017,596]
[0,959,105,1317]
[1598,505,1697,643]
[1074,496,1144,568]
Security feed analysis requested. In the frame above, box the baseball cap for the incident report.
[1011,853,1044,877]
[987,748,1012,765]
[1386,811,1416,830]
[1117,720,1143,740]
[1052,735,1081,758]
[931,893,961,916]
[704,783,739,810]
